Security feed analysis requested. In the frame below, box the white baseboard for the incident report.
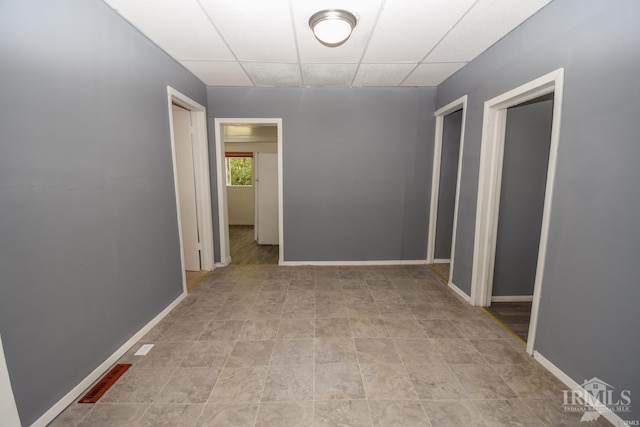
[31,292,187,427]
[491,295,534,302]
[448,281,471,303]
[533,351,628,427]
[432,258,451,264]
[278,260,427,267]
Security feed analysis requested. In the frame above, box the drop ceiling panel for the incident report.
[104,0,233,61]
[353,64,416,87]
[179,61,252,86]
[199,0,298,63]
[103,0,553,87]
[363,0,476,63]
[401,62,467,87]
[242,63,301,87]
[292,0,383,63]
[424,0,552,63]
[302,64,358,87]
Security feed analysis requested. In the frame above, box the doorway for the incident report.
[214,119,283,265]
[471,69,565,354]
[485,93,554,343]
[167,87,215,291]
[427,96,467,294]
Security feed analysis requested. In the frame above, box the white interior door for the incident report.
[254,152,279,245]
[172,106,200,270]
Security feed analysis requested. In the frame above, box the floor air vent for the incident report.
[78,363,131,403]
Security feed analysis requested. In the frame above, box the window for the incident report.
[225,153,252,186]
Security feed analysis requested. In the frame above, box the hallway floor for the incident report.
[230,225,279,265]
[50,265,610,426]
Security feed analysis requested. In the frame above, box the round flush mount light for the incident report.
[309,9,357,47]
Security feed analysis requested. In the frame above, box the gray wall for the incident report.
[492,97,553,296]
[207,88,436,262]
[437,0,640,421]
[0,1,207,424]
[434,109,462,260]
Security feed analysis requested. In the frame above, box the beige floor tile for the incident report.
[159,321,209,342]
[247,302,284,319]
[473,398,546,426]
[315,318,352,337]
[208,367,268,403]
[255,401,313,427]
[270,339,314,366]
[155,367,220,403]
[181,341,234,368]
[405,363,468,400]
[195,403,258,427]
[262,365,313,401]
[314,400,372,427]
[422,399,487,427]
[136,403,204,427]
[522,398,614,427]
[419,319,464,339]
[360,364,417,400]
[199,320,244,341]
[384,318,427,338]
[238,319,279,340]
[135,342,193,369]
[369,400,430,426]
[213,304,251,320]
[52,265,586,427]
[315,338,358,364]
[393,339,441,365]
[469,339,531,365]
[100,368,174,403]
[75,403,148,427]
[450,364,517,399]
[354,338,401,364]
[314,364,366,400]
[282,301,315,319]
[226,340,275,367]
[493,362,564,399]
[350,318,390,338]
[276,318,314,339]
[315,302,349,318]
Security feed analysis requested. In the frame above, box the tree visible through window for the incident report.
[226,157,252,186]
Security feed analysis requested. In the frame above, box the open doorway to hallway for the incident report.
[215,120,283,265]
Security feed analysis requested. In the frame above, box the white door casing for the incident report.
[167,87,215,290]
[426,96,467,286]
[471,68,564,354]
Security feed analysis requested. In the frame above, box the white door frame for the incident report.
[426,95,467,280]
[214,118,284,265]
[470,68,564,354]
[167,87,215,292]
[0,334,21,427]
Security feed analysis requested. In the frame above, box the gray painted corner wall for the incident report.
[434,109,462,260]
[207,87,436,262]
[437,0,640,422]
[0,0,206,424]
[492,97,553,297]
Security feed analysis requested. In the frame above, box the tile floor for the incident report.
[50,265,612,426]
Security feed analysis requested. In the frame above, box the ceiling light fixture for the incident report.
[309,9,357,48]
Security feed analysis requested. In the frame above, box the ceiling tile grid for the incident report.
[103,0,553,87]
